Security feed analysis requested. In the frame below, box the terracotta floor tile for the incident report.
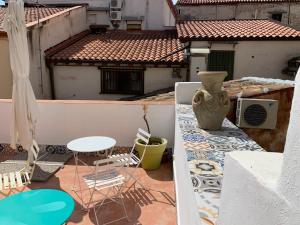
[22,157,176,225]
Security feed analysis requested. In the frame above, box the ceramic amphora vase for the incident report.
[192,71,230,130]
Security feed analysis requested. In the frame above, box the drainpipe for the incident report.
[145,0,149,29]
[46,62,56,100]
[36,0,44,97]
[234,4,237,19]
[287,0,291,25]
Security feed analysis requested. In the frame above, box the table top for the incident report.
[67,136,116,153]
[0,189,75,225]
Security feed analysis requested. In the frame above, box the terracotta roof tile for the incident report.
[176,19,300,41]
[177,0,300,5]
[46,30,185,64]
[0,6,73,32]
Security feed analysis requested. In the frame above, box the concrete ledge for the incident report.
[175,82,201,104]
[219,151,290,225]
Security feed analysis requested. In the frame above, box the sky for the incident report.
[173,0,178,3]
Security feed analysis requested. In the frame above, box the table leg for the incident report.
[72,152,86,209]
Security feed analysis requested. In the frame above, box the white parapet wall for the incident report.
[173,81,202,225]
[0,100,175,147]
[175,82,202,104]
[218,68,300,225]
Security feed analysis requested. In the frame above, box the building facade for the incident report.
[45,30,186,100]
[176,19,300,81]
[0,5,87,99]
[24,0,176,30]
[37,0,187,100]
[176,0,300,30]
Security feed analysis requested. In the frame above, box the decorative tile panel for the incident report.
[176,104,264,225]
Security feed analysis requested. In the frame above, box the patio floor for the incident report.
[24,156,176,225]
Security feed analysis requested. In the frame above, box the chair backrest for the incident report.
[27,139,40,180]
[131,128,151,166]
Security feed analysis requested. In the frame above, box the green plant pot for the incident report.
[135,137,168,170]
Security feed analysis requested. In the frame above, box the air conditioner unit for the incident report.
[110,0,123,9]
[236,98,278,129]
[110,11,122,20]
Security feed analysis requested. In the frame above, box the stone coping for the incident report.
[0,99,174,105]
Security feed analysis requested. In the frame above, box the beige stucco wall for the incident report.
[53,65,186,100]
[54,66,103,100]
[27,6,87,99]
[177,3,300,30]
[28,0,176,30]
[144,68,186,93]
[0,37,12,99]
[190,40,300,80]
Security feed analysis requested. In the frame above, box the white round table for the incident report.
[67,136,116,209]
[67,136,116,153]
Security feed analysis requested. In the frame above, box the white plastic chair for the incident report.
[108,128,151,189]
[0,140,40,197]
[83,155,131,225]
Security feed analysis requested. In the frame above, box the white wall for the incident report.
[233,41,300,79]
[163,0,176,27]
[190,57,206,82]
[25,0,175,30]
[0,100,175,147]
[54,66,100,99]
[144,68,186,93]
[173,81,203,225]
[173,119,201,225]
[53,65,187,100]
[190,41,300,80]
[177,3,300,30]
[27,6,88,99]
[0,37,12,99]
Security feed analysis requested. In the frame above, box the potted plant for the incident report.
[135,104,167,170]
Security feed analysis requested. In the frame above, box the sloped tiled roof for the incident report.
[0,6,77,32]
[176,19,300,41]
[46,30,185,64]
[176,0,300,5]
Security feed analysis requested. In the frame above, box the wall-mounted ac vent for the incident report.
[110,11,122,20]
[110,0,123,9]
[236,98,278,129]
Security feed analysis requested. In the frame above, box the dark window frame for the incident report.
[126,23,142,31]
[207,50,235,81]
[101,69,144,95]
[271,13,283,22]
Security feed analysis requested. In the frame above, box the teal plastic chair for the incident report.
[0,189,75,225]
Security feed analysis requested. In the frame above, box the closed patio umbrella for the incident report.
[3,0,38,161]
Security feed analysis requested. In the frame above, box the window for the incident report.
[102,69,144,95]
[208,51,235,81]
[271,13,283,22]
[126,23,142,31]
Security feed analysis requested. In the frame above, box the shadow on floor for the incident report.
[145,162,174,182]
[87,185,176,225]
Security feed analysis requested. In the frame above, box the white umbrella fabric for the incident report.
[3,0,38,159]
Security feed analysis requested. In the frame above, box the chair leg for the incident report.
[120,193,129,222]
[93,204,100,225]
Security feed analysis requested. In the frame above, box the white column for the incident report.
[278,68,300,208]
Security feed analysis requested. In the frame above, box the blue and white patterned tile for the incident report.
[176,104,265,225]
